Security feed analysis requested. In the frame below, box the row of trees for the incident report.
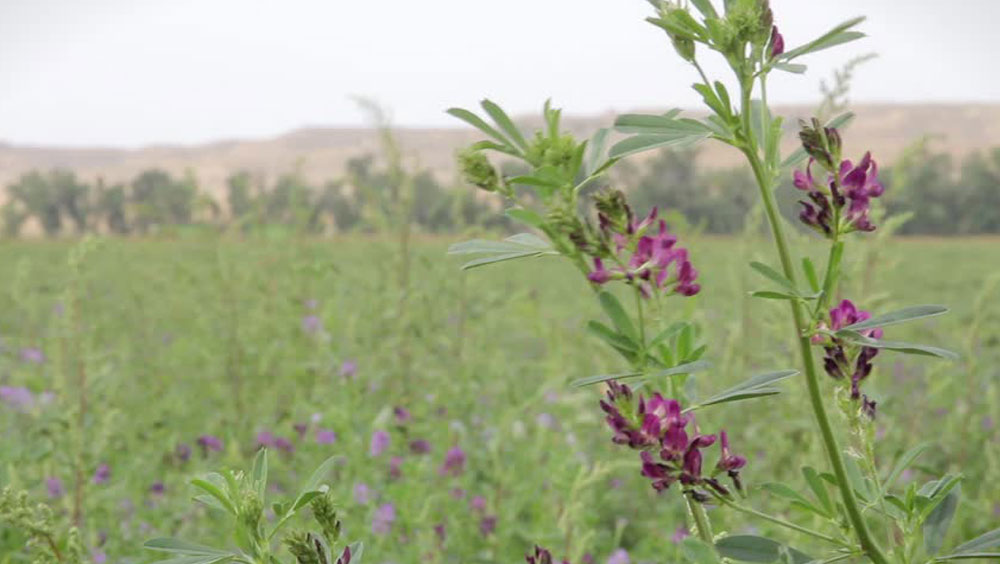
[3,144,999,238]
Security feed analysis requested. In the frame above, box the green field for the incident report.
[1,234,998,563]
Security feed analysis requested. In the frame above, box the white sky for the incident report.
[1,0,997,148]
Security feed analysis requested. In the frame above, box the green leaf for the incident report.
[750,290,804,301]
[924,483,961,556]
[835,332,959,360]
[839,305,949,332]
[148,557,232,564]
[251,448,268,499]
[584,128,617,177]
[749,261,797,293]
[952,527,1000,555]
[779,16,867,62]
[586,320,640,354]
[715,535,813,564]
[570,360,711,388]
[689,0,719,19]
[504,208,545,229]
[648,321,689,349]
[598,291,638,342]
[694,369,798,409]
[802,466,834,515]
[144,538,230,556]
[347,541,365,563]
[448,234,557,270]
[480,99,528,150]
[446,107,518,151]
[682,538,721,564]
[190,479,236,515]
[761,483,826,517]
[289,455,338,512]
[884,442,930,490]
[801,258,820,293]
[773,62,807,74]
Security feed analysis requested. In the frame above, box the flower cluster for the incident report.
[600,381,745,501]
[815,299,882,417]
[525,545,569,564]
[586,199,700,298]
[794,121,885,237]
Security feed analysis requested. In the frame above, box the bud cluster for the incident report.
[600,382,745,502]
[794,121,885,237]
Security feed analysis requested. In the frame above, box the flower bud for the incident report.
[458,149,500,192]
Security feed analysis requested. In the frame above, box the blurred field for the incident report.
[1,234,998,562]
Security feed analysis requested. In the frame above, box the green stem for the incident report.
[686,497,714,543]
[739,83,889,564]
[717,497,847,547]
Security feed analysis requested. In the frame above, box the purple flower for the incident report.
[92,549,107,564]
[819,300,883,405]
[0,386,34,411]
[256,431,277,449]
[434,523,446,542]
[389,456,404,480]
[301,315,323,334]
[409,439,431,454]
[175,443,192,462]
[769,26,784,58]
[316,429,337,444]
[371,503,396,535]
[671,526,690,544]
[793,147,885,236]
[479,515,497,536]
[526,546,569,564]
[92,464,111,485]
[450,488,466,499]
[587,207,700,298]
[340,360,358,378]
[439,446,466,476]
[19,347,45,364]
[293,422,308,439]
[46,477,64,498]
[470,495,486,512]
[150,482,165,495]
[353,483,371,505]
[607,549,630,564]
[600,381,743,500]
[274,436,295,454]
[196,435,224,454]
[370,430,390,457]
[393,406,412,424]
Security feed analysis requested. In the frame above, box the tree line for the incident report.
[3,144,999,238]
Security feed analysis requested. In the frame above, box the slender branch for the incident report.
[686,497,714,543]
[715,496,848,547]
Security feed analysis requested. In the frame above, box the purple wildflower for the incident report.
[274,436,295,455]
[409,438,431,454]
[0,386,34,411]
[340,360,358,378]
[818,299,884,407]
[434,523,446,542]
[335,546,351,564]
[196,435,224,454]
[316,428,337,444]
[371,503,396,535]
[470,495,486,512]
[389,456,404,480]
[92,464,111,485]
[46,477,64,498]
[587,208,700,298]
[479,515,497,536]
[450,488,466,499]
[671,526,690,544]
[370,430,390,457]
[353,483,371,505]
[19,347,45,364]
[92,549,107,564]
[256,431,277,449]
[293,422,308,439]
[150,482,165,495]
[393,406,412,424]
[794,145,885,237]
[600,381,744,500]
[439,446,466,476]
[607,549,630,564]
[526,546,569,564]
[301,315,323,334]
[175,443,192,462]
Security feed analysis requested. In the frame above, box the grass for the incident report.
[0,233,997,563]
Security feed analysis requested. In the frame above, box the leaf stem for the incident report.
[715,496,848,547]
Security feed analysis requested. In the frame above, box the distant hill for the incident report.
[2,103,998,198]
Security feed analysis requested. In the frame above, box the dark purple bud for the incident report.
[479,515,497,536]
[409,439,431,454]
[770,25,785,58]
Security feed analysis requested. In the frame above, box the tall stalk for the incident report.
[738,83,888,564]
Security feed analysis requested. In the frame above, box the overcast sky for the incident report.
[1,0,997,148]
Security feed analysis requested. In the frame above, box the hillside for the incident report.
[2,103,998,197]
